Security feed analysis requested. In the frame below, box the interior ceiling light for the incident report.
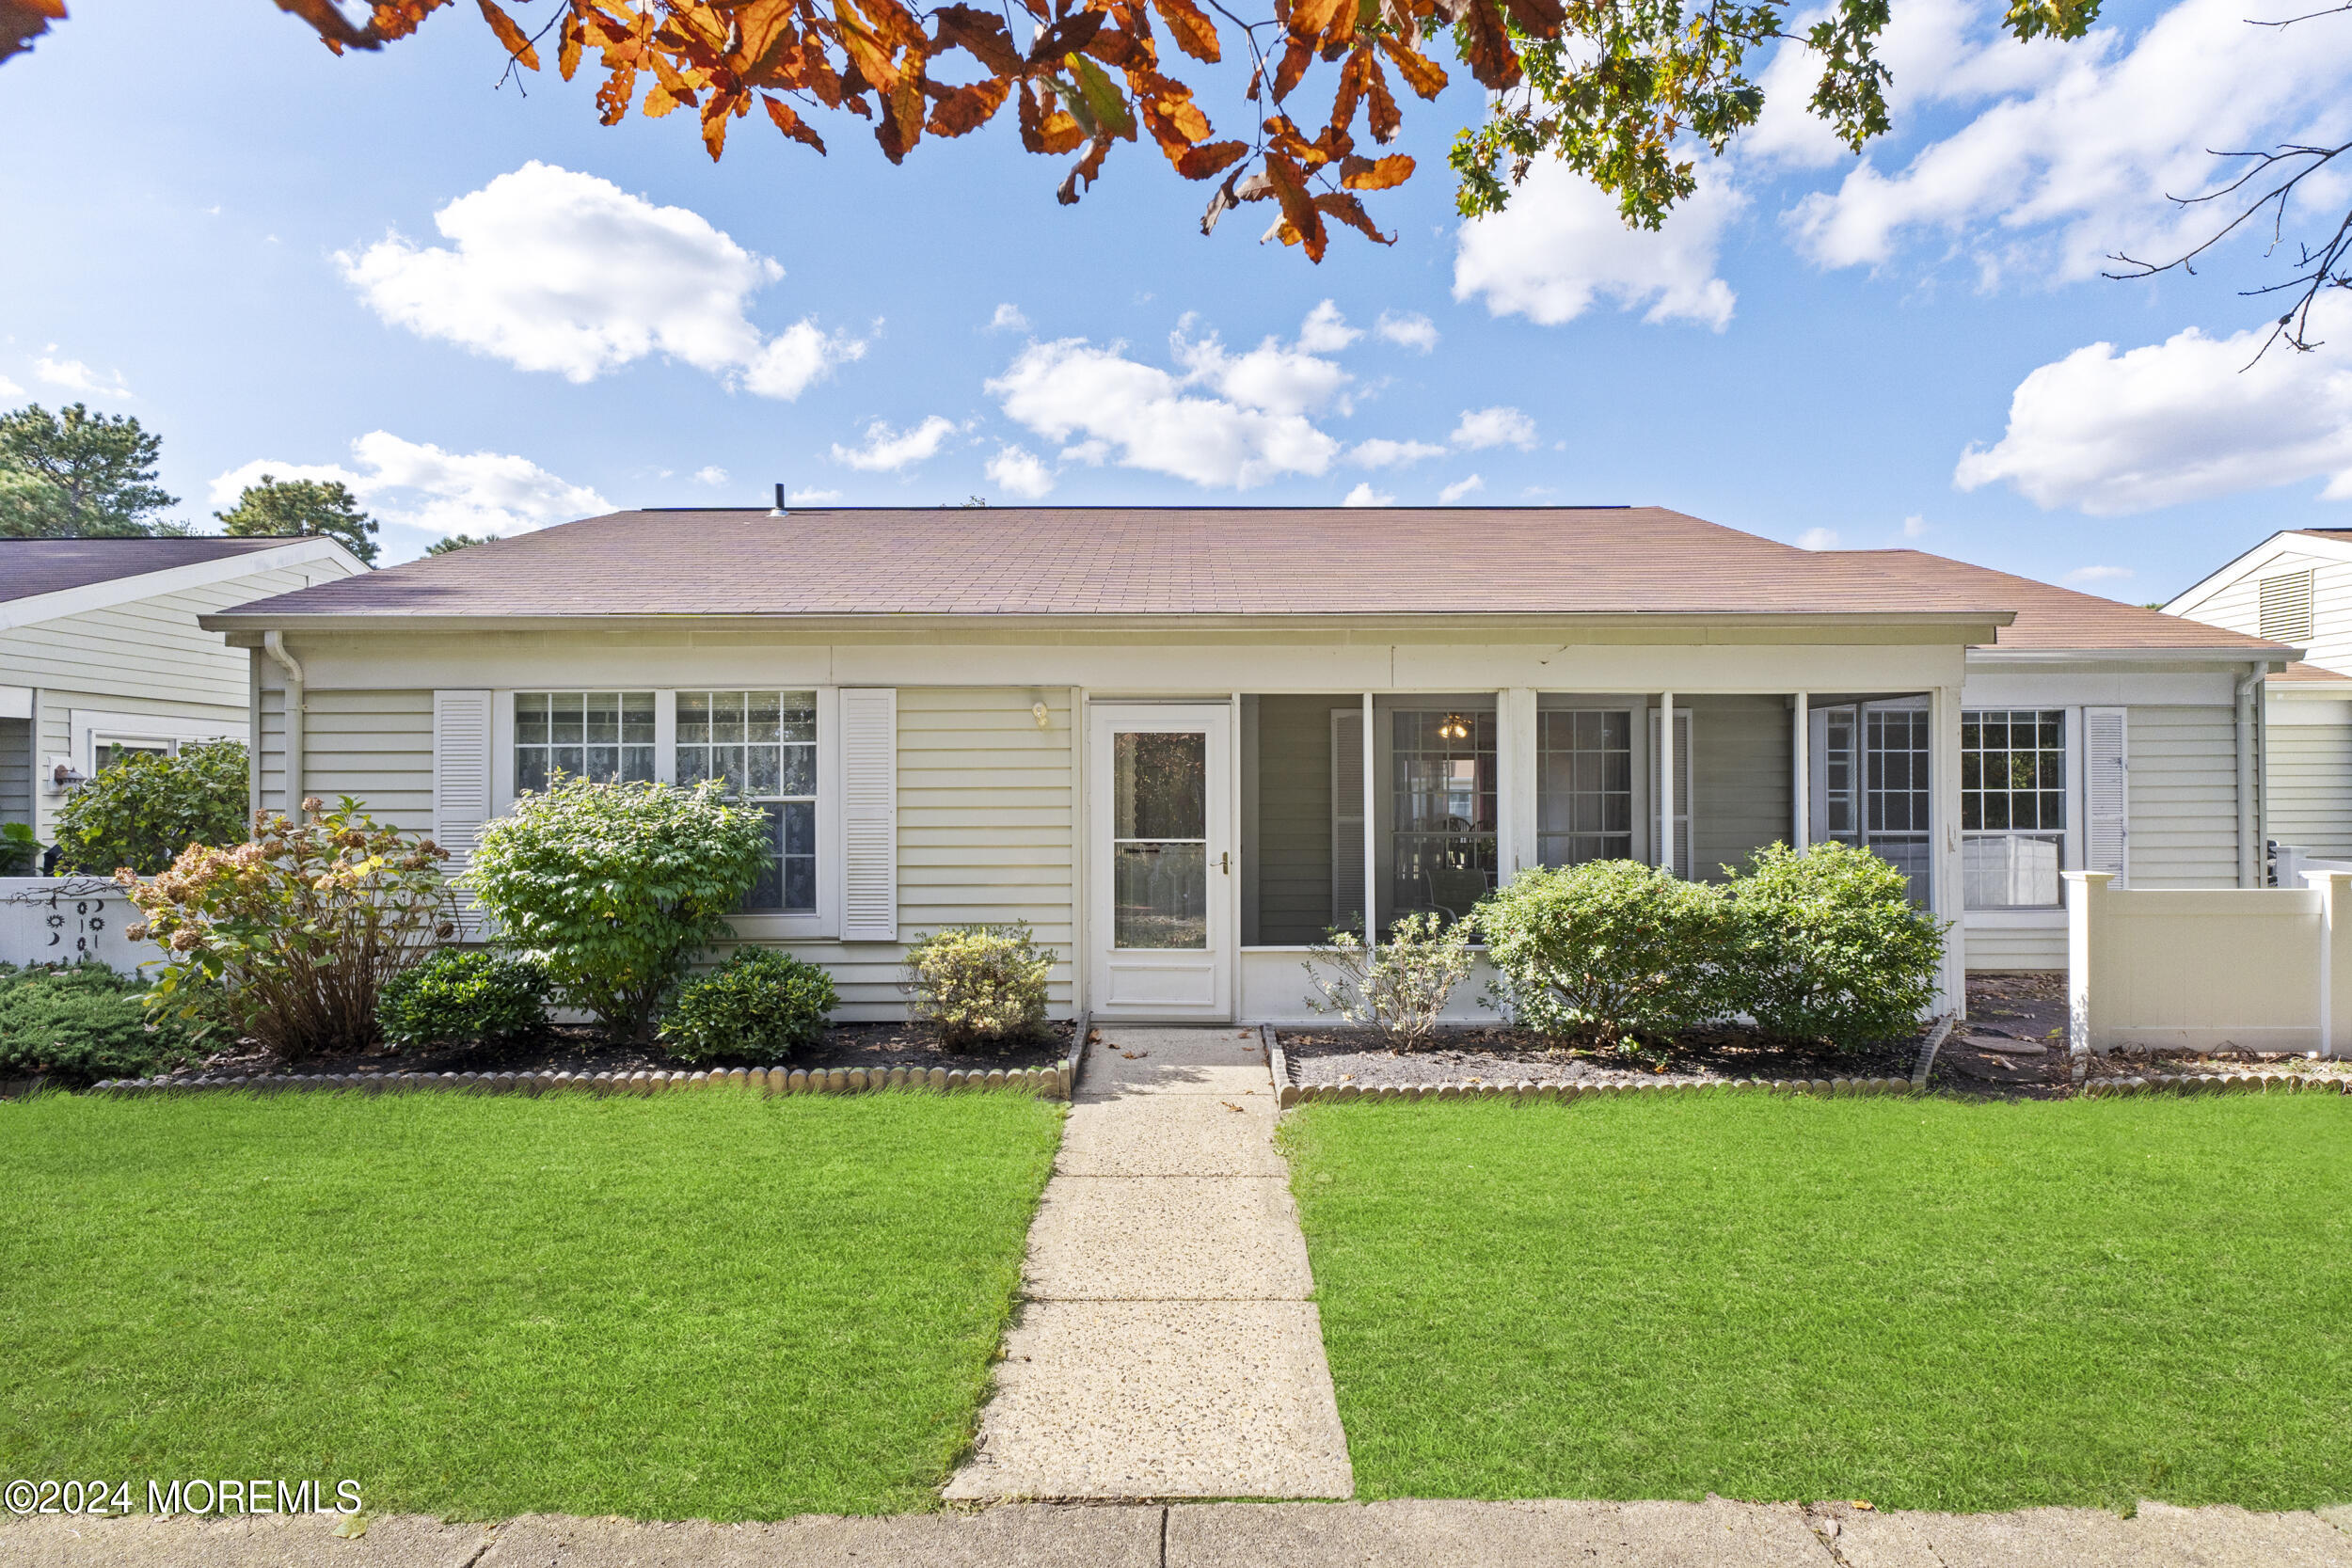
[1438,713,1470,741]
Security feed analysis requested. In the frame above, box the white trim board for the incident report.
[0,538,365,633]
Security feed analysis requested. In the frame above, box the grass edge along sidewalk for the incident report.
[1284,1092,2352,1514]
[0,1088,1063,1521]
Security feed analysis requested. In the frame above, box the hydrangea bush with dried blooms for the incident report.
[120,797,453,1062]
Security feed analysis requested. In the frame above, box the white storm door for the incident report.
[1088,704,1233,1021]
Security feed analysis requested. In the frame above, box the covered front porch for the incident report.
[1086,685,1970,1026]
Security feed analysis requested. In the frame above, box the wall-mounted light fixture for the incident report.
[1031,701,1051,729]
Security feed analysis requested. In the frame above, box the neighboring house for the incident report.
[3,536,369,844]
[199,506,2289,1021]
[2165,530,2352,863]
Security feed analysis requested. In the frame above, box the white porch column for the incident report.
[1792,691,1810,851]
[1658,689,1676,875]
[2063,869,2110,1061]
[1931,684,1965,1018]
[1500,688,1537,882]
[1361,692,1376,952]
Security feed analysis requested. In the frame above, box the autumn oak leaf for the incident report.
[1375,34,1446,98]
[763,92,829,152]
[1339,150,1411,188]
[1151,0,1220,62]
[474,0,539,67]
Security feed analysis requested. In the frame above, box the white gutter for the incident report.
[2237,663,2264,886]
[263,630,305,815]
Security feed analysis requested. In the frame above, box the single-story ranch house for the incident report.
[199,505,2292,1023]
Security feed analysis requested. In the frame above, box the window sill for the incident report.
[1963,909,2067,927]
[725,913,831,941]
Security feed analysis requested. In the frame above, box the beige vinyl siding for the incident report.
[257,687,289,818]
[1690,694,1790,880]
[299,690,437,832]
[2266,712,2352,859]
[0,563,324,706]
[2127,705,2243,886]
[0,716,28,827]
[1964,921,2065,972]
[2183,547,2352,670]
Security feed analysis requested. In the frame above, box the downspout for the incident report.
[263,631,305,816]
[2235,663,2263,887]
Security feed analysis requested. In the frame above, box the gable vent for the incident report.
[2258,569,2314,643]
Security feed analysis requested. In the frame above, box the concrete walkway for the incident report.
[944,1026,1353,1501]
[13,1500,2352,1568]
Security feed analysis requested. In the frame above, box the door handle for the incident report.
[1220,851,1231,875]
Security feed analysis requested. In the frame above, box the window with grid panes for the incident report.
[514,692,655,792]
[1537,709,1633,866]
[1390,709,1497,924]
[1962,708,2065,909]
[677,689,818,912]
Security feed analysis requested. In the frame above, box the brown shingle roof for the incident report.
[2271,660,2352,684]
[197,505,2281,657]
[2,536,294,604]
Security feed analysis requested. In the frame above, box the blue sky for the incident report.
[4,0,2349,599]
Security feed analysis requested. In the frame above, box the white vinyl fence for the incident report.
[0,878,163,973]
[2067,869,2352,1057]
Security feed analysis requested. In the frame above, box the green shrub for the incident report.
[466,776,772,1043]
[1302,911,1475,1050]
[53,739,248,877]
[0,821,39,877]
[903,923,1053,1052]
[377,949,551,1053]
[1722,841,1947,1050]
[660,947,838,1064]
[120,797,451,1061]
[0,961,205,1085]
[1472,860,1730,1048]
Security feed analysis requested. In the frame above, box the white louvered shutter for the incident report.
[434,690,495,936]
[2084,706,2128,883]
[840,688,898,942]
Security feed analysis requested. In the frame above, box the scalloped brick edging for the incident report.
[88,1061,1075,1100]
[1276,1070,2347,1107]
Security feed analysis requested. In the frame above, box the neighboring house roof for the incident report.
[2270,660,2352,684]
[196,505,2283,661]
[1,536,295,603]
[2162,528,2352,618]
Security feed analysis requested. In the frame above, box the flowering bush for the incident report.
[1473,860,1731,1049]
[902,923,1053,1051]
[53,739,249,876]
[466,776,772,1043]
[660,947,837,1064]
[1302,911,1474,1051]
[1722,841,1947,1050]
[119,798,450,1061]
[377,948,551,1053]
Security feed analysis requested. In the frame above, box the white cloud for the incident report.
[1454,158,1743,329]
[787,487,841,504]
[1783,0,2352,284]
[2067,564,2135,583]
[692,465,728,486]
[1954,300,2352,515]
[36,356,132,399]
[1295,299,1361,355]
[986,444,1056,499]
[1902,514,1930,539]
[338,161,863,398]
[987,327,1345,489]
[830,416,960,472]
[0,374,21,399]
[1796,527,1841,550]
[1343,482,1393,506]
[211,432,610,539]
[1375,310,1439,353]
[1452,406,1538,451]
[989,303,1031,333]
[1351,438,1448,468]
[1439,474,1486,503]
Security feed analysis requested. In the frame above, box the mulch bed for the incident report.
[1277,973,2349,1102]
[164,1020,1075,1083]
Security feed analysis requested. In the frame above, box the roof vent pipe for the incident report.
[769,483,787,517]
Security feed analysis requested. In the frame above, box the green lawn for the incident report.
[0,1088,1062,1520]
[1285,1094,2352,1513]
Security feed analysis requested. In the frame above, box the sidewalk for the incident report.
[10,1499,2352,1567]
[944,1026,1352,1501]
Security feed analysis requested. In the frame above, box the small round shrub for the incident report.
[902,923,1052,1052]
[660,947,837,1064]
[0,960,206,1085]
[377,949,551,1053]
[1722,841,1947,1050]
[1472,860,1731,1048]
